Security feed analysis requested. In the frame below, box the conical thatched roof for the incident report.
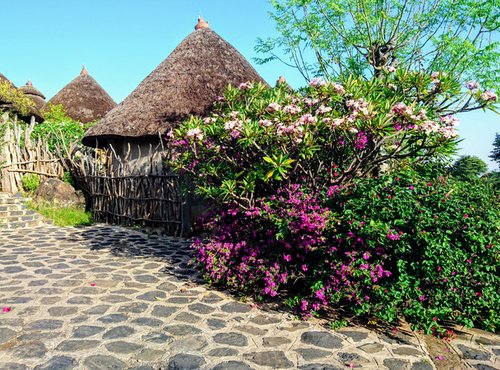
[49,66,116,123]
[0,72,14,87]
[83,19,267,146]
[19,81,46,113]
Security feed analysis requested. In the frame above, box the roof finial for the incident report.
[195,16,210,30]
[277,76,287,84]
[26,80,33,86]
[81,65,89,77]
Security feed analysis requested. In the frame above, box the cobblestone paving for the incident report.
[0,224,498,369]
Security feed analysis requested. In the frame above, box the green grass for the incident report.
[28,202,93,227]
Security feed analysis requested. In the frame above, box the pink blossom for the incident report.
[332,83,345,94]
[238,81,253,90]
[267,102,281,112]
[387,66,396,73]
[2,307,11,313]
[465,81,480,90]
[258,119,273,127]
[480,90,498,102]
[283,104,302,114]
[309,77,326,87]
[90,283,96,287]
[186,128,204,141]
[317,105,332,114]
[284,254,292,262]
[419,295,426,301]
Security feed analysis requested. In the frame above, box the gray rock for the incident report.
[339,330,369,342]
[103,326,135,339]
[393,346,423,356]
[214,332,248,347]
[235,325,268,336]
[211,361,253,370]
[157,281,177,291]
[0,327,16,345]
[142,332,173,344]
[167,296,195,304]
[35,178,84,207]
[137,290,167,301]
[67,296,93,305]
[456,344,491,361]
[188,303,215,314]
[207,318,227,330]
[83,355,126,370]
[152,305,178,317]
[250,315,281,325]
[475,336,499,346]
[170,336,208,352]
[474,364,498,370]
[34,356,77,370]
[12,341,47,358]
[134,348,164,362]
[0,363,28,370]
[98,313,128,324]
[27,319,63,330]
[358,342,385,353]
[135,275,160,283]
[73,325,105,338]
[411,361,433,370]
[56,340,101,351]
[48,306,78,316]
[296,348,332,360]
[301,331,343,349]
[298,365,342,370]
[221,302,251,313]
[174,312,202,323]
[131,317,164,327]
[262,337,292,346]
[117,302,149,313]
[383,358,409,370]
[201,293,224,304]
[207,348,239,357]
[244,351,293,368]
[167,354,206,370]
[164,324,202,336]
[100,295,131,303]
[84,305,110,315]
[105,341,143,354]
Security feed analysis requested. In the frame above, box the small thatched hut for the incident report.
[18,81,46,118]
[49,66,116,123]
[0,73,44,122]
[82,18,267,158]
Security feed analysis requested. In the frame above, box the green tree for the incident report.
[490,133,500,166]
[451,155,488,179]
[256,0,499,115]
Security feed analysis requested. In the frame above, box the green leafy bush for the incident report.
[21,174,41,193]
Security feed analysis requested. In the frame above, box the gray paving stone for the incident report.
[262,336,292,346]
[12,341,47,358]
[0,363,28,370]
[84,305,111,315]
[244,351,293,368]
[98,313,129,324]
[131,317,164,327]
[134,348,165,362]
[214,332,248,347]
[211,361,253,370]
[167,353,206,370]
[393,346,423,356]
[83,355,126,370]
[152,305,178,317]
[201,293,224,304]
[298,365,343,370]
[301,331,343,349]
[34,356,77,370]
[134,275,160,283]
[475,336,499,346]
[56,340,101,351]
[174,312,202,323]
[383,358,410,370]
[137,290,167,301]
[117,302,149,313]
[67,296,93,304]
[188,303,215,314]
[0,327,16,345]
[410,361,433,370]
[73,325,105,338]
[27,319,63,330]
[207,318,227,329]
[250,314,281,325]
[207,348,240,357]
[142,331,173,344]
[359,342,385,353]
[170,335,208,352]
[235,324,268,336]
[164,324,202,336]
[48,306,78,316]
[167,296,196,304]
[474,365,498,370]
[221,302,252,313]
[339,330,369,342]
[103,326,135,339]
[100,295,131,303]
[456,344,491,361]
[105,340,143,354]
[18,332,62,341]
[296,348,332,360]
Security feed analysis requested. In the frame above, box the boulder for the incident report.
[35,178,85,208]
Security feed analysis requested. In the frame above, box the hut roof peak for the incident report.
[81,65,89,77]
[195,16,210,30]
[26,80,33,86]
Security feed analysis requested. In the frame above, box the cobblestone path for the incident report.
[0,225,498,369]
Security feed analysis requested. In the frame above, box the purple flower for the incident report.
[419,295,425,301]
[465,80,480,90]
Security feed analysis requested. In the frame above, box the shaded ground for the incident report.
[0,224,498,369]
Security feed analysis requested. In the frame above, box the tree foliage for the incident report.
[490,133,500,166]
[0,81,35,116]
[451,155,488,179]
[256,0,499,115]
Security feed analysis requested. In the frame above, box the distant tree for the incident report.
[451,155,488,179]
[490,133,500,166]
[257,0,499,115]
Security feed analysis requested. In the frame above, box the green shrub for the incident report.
[21,174,41,193]
[29,202,93,227]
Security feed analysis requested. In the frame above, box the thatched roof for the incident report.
[19,81,46,113]
[0,72,14,87]
[83,18,267,146]
[49,66,116,123]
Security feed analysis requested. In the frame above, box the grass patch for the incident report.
[28,202,93,227]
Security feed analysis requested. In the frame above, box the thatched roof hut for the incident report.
[49,66,116,123]
[82,18,266,147]
[0,73,14,87]
[19,81,46,114]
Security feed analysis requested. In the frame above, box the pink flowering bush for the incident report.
[169,70,498,208]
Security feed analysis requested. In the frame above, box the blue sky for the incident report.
[1,0,498,169]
